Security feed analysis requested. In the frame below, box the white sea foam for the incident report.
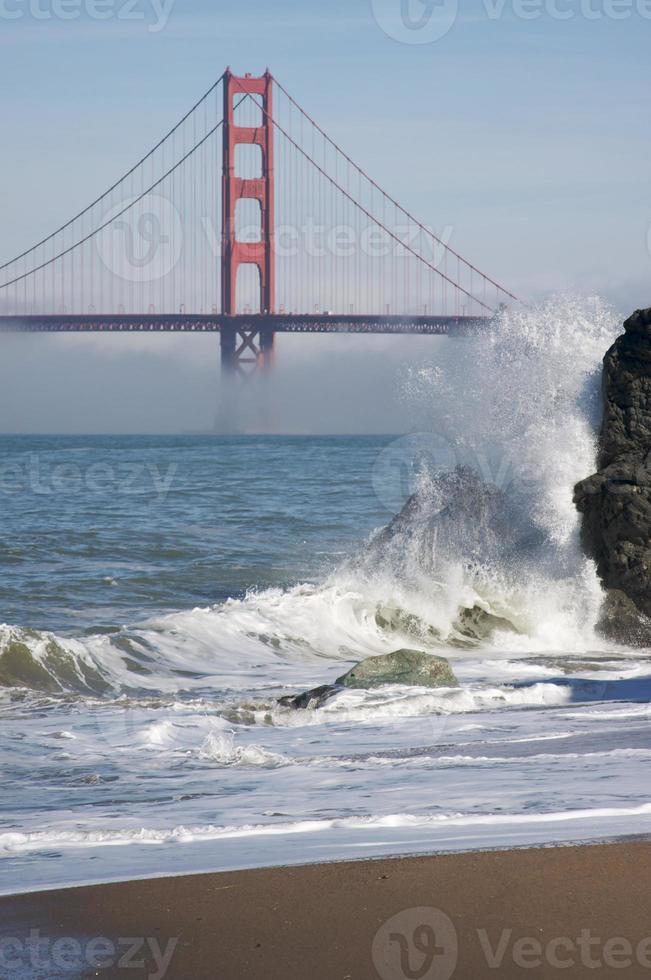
[196,730,291,768]
[0,296,627,700]
[6,297,651,895]
[0,302,631,715]
[4,801,651,856]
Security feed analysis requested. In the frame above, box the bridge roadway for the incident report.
[0,313,491,335]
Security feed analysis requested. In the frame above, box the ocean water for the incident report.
[3,298,651,896]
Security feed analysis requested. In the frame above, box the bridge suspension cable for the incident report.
[0,92,256,293]
[0,76,235,317]
[271,75,519,306]
[0,117,227,291]
[233,75,517,319]
[231,76,495,314]
[0,69,519,322]
[0,74,225,275]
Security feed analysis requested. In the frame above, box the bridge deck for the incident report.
[0,314,491,335]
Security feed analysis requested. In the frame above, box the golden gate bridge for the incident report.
[0,70,519,376]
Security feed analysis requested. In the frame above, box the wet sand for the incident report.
[2,841,651,979]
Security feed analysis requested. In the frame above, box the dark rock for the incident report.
[277,684,339,710]
[278,649,457,709]
[358,467,535,647]
[598,308,651,468]
[372,467,544,571]
[595,589,651,646]
[575,307,651,637]
[455,605,518,642]
[335,648,457,689]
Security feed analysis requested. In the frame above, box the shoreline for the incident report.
[3,831,651,899]
[3,840,651,978]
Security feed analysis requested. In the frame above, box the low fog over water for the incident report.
[0,332,453,434]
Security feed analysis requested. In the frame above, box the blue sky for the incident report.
[0,0,649,431]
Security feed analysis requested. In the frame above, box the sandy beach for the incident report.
[2,841,651,979]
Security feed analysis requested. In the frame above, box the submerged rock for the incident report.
[335,648,457,689]
[278,649,457,709]
[372,467,544,571]
[575,308,651,638]
[277,684,338,710]
[454,605,518,642]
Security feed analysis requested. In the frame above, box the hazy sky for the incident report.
[0,0,649,432]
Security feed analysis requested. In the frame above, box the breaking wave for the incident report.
[0,297,624,701]
[5,802,651,856]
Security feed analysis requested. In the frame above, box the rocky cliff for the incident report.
[574,307,651,641]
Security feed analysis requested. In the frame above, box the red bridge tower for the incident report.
[221,69,275,375]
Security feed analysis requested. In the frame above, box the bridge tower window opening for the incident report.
[235,199,263,245]
[235,144,263,181]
